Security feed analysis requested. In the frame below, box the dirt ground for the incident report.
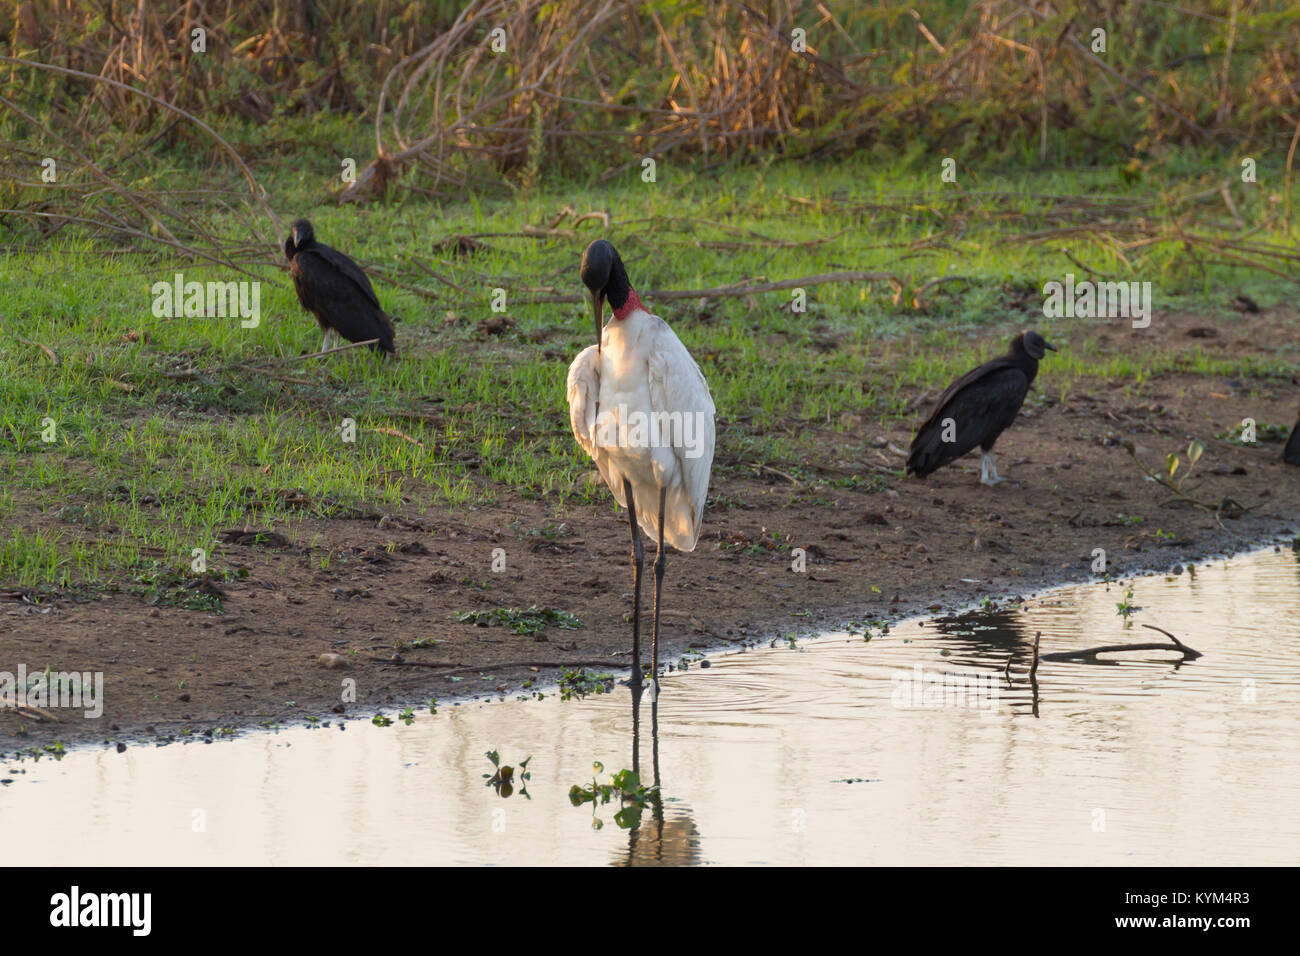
[2,311,1297,750]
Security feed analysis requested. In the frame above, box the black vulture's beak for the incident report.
[591,290,606,353]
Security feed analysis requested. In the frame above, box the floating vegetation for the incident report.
[568,762,658,830]
[1116,586,1137,625]
[558,668,614,701]
[484,750,531,799]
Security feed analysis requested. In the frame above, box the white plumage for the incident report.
[567,238,717,690]
[567,306,716,550]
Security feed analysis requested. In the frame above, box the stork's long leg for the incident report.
[623,477,645,688]
[650,486,667,693]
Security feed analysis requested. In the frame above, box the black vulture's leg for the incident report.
[980,444,1005,486]
[988,450,1003,483]
[623,477,645,689]
[650,486,667,693]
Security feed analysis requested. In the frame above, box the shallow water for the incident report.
[4,549,1299,865]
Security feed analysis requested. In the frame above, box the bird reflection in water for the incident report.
[612,683,701,867]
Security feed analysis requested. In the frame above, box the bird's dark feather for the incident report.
[907,338,1042,477]
[300,243,381,310]
[288,243,395,353]
[908,368,1030,476]
[1285,417,1300,465]
[914,354,1037,438]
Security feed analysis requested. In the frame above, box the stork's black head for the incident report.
[1016,330,1058,361]
[580,239,633,350]
[289,218,315,250]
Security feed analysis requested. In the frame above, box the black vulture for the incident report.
[284,219,396,355]
[907,330,1057,485]
[1285,414,1300,465]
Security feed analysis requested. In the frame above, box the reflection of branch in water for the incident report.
[1029,630,1040,718]
[1002,631,1041,716]
[1010,624,1201,719]
[1038,623,1202,662]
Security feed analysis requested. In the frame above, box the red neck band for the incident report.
[612,290,644,320]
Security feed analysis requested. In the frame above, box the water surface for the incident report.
[3,549,1298,865]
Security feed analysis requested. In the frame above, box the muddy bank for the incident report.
[2,315,1298,750]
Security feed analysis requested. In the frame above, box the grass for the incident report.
[0,155,1296,590]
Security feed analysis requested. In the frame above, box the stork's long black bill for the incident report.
[591,290,606,353]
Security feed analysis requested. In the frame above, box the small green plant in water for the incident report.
[568,761,659,830]
[1116,586,1136,626]
[484,750,531,798]
[558,668,614,701]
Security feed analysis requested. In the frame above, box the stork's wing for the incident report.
[646,318,716,546]
[566,344,602,459]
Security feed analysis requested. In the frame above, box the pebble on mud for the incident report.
[318,653,350,670]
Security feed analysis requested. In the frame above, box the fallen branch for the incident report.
[1039,625,1203,662]
[512,271,904,306]
[1138,623,1201,655]
[759,464,801,485]
[0,56,280,239]
[11,706,60,723]
[14,336,60,366]
[370,426,426,449]
[369,656,626,675]
[271,339,381,365]
[912,274,974,309]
